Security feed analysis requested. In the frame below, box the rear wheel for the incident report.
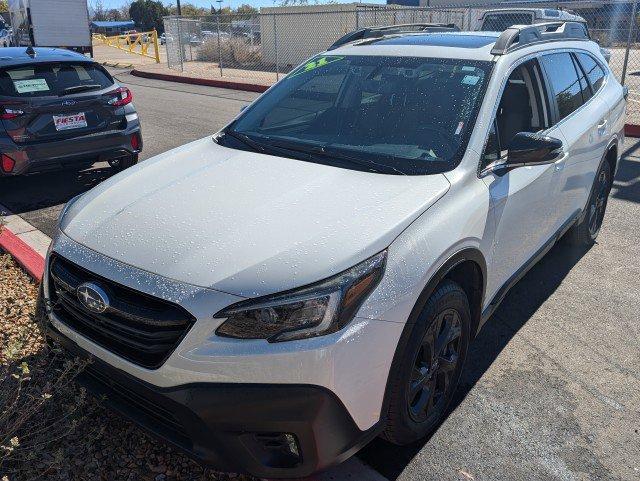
[382,280,470,445]
[108,154,138,172]
[569,161,611,246]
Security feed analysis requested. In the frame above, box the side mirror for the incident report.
[506,132,563,168]
[481,132,564,177]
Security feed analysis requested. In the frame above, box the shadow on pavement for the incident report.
[0,164,113,215]
[359,136,640,480]
[358,238,592,480]
[611,137,640,204]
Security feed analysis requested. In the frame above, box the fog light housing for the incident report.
[1,154,15,173]
[240,432,302,468]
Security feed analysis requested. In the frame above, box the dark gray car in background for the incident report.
[0,47,141,176]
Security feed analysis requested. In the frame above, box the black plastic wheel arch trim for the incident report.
[379,248,487,423]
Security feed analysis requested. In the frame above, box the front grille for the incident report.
[48,255,196,369]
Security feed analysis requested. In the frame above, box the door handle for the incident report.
[597,119,608,134]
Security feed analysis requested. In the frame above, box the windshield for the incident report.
[480,13,534,31]
[226,55,492,175]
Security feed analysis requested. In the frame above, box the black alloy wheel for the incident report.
[587,167,610,238]
[569,160,612,246]
[382,280,470,445]
[408,308,463,423]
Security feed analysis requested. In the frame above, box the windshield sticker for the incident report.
[289,56,345,78]
[462,75,480,86]
[455,121,464,135]
[14,78,50,93]
[461,66,476,72]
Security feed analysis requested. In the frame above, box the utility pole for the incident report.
[176,0,182,16]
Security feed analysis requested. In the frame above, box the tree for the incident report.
[92,0,107,21]
[0,0,8,13]
[129,0,168,32]
[236,4,258,18]
[279,0,320,5]
[106,8,124,21]
[120,2,132,20]
[166,3,211,16]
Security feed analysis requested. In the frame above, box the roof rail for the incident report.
[328,23,460,50]
[491,21,589,55]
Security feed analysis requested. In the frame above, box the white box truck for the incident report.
[8,0,92,55]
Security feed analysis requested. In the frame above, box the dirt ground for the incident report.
[0,253,254,481]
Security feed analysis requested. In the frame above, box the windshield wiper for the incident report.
[60,84,103,96]
[220,129,273,154]
[263,137,406,175]
[222,131,406,174]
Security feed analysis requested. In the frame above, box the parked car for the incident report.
[159,32,166,45]
[122,29,140,44]
[0,48,141,176]
[0,28,11,47]
[41,22,625,478]
[477,8,612,62]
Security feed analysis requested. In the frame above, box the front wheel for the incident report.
[108,154,138,172]
[382,280,471,445]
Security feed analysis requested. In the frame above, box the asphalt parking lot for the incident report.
[0,71,638,480]
[0,69,258,238]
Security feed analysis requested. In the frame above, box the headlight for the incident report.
[215,251,386,342]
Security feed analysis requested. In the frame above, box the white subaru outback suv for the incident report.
[40,22,626,478]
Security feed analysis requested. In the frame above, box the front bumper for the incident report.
[42,232,403,476]
[46,323,379,478]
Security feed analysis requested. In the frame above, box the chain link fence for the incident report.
[163,1,640,124]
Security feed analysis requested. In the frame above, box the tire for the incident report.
[382,280,471,445]
[108,154,138,172]
[568,161,612,246]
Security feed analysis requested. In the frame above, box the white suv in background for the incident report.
[40,22,626,479]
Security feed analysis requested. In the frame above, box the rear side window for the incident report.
[572,54,592,103]
[0,62,114,97]
[541,52,585,121]
[575,52,606,92]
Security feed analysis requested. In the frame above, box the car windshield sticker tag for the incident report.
[14,78,50,93]
[455,121,464,135]
[461,66,476,72]
[289,56,345,78]
[462,75,480,86]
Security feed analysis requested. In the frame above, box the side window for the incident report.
[540,52,585,121]
[572,54,592,103]
[481,58,548,170]
[575,52,606,92]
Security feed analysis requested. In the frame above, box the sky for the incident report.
[99,0,384,11]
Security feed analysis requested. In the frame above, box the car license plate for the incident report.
[53,113,87,131]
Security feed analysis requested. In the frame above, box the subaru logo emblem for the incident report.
[62,100,76,106]
[77,283,109,314]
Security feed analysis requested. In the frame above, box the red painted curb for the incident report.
[131,69,270,93]
[624,123,640,138]
[0,227,45,281]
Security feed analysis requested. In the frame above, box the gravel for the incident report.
[0,253,256,481]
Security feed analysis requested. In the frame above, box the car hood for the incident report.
[61,138,450,297]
